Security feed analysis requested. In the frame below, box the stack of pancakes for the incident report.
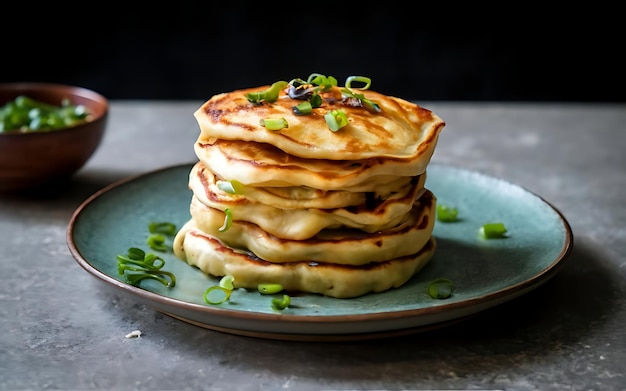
[173,76,445,298]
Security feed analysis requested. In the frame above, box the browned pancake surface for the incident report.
[195,86,445,161]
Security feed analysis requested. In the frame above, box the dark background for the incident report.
[2,3,624,102]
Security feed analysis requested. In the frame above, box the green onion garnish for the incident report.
[203,286,232,305]
[264,81,288,102]
[244,91,264,104]
[216,179,245,194]
[310,93,323,107]
[148,221,177,236]
[218,208,233,232]
[116,247,176,288]
[247,74,382,133]
[258,283,284,294]
[340,88,381,113]
[245,81,288,103]
[306,73,324,84]
[436,204,459,222]
[260,117,288,131]
[118,248,165,269]
[427,278,455,299]
[203,275,236,305]
[271,294,291,311]
[219,275,235,290]
[480,222,508,238]
[146,221,177,251]
[146,233,168,252]
[293,101,312,115]
[345,76,372,90]
[0,95,91,133]
[324,109,349,132]
[307,74,338,90]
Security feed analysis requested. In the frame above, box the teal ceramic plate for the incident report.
[67,163,573,341]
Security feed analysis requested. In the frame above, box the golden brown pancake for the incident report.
[189,162,429,240]
[195,138,430,190]
[185,188,436,264]
[173,221,436,299]
[195,87,445,161]
[189,160,416,209]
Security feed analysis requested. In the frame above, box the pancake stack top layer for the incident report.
[173,74,446,299]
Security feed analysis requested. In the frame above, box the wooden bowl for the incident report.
[0,83,108,192]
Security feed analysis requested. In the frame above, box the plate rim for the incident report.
[67,162,574,338]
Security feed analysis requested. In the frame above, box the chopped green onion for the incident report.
[480,222,508,238]
[345,76,372,90]
[436,204,459,222]
[146,233,168,252]
[260,117,288,131]
[361,98,381,113]
[244,91,265,104]
[117,248,165,269]
[219,275,235,290]
[203,275,236,305]
[218,208,233,232]
[142,252,165,268]
[307,73,326,84]
[307,74,337,90]
[148,222,177,236]
[271,294,291,311]
[127,247,147,261]
[324,109,349,132]
[0,95,91,133]
[258,283,284,294]
[121,270,176,287]
[245,81,288,103]
[146,221,176,252]
[427,278,455,299]
[293,101,312,115]
[203,286,232,305]
[116,247,176,287]
[340,88,381,113]
[217,179,245,194]
[310,94,323,107]
[264,81,288,102]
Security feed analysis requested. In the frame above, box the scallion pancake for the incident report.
[189,161,416,209]
[195,87,445,161]
[189,164,428,240]
[174,75,445,298]
[173,220,436,299]
[184,189,435,264]
[195,139,431,190]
